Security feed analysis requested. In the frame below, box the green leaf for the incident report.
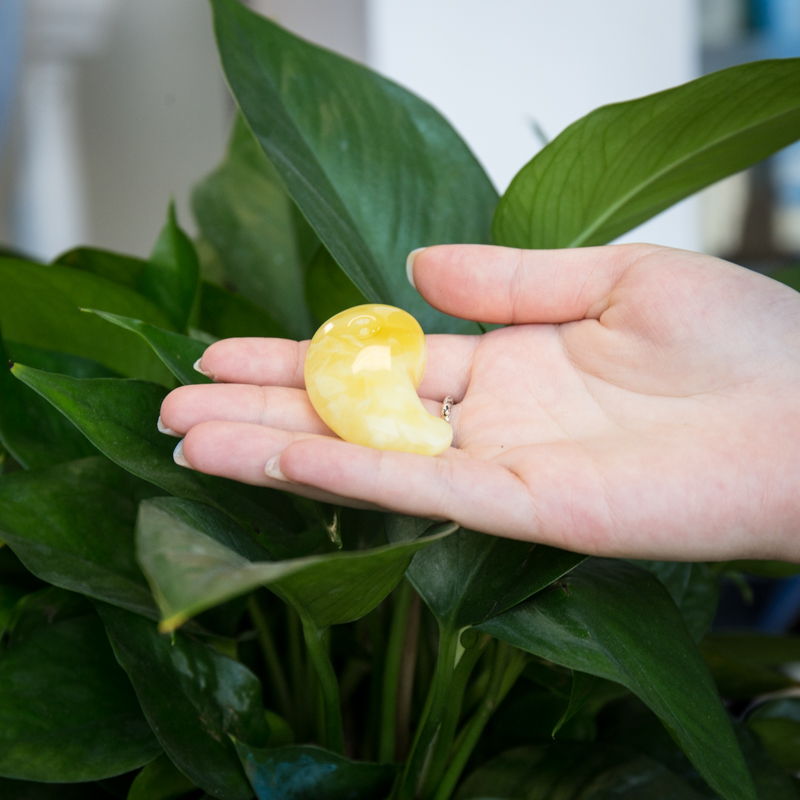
[210,0,498,334]
[192,114,316,340]
[305,246,368,324]
[0,456,160,618]
[233,742,399,800]
[454,744,707,800]
[136,496,455,631]
[146,203,201,332]
[494,59,800,250]
[198,281,288,340]
[0,330,99,469]
[85,310,211,386]
[386,518,586,628]
[0,600,160,782]
[9,366,311,556]
[98,603,269,800]
[478,559,755,800]
[56,246,148,292]
[631,561,719,643]
[0,257,174,384]
[127,753,198,800]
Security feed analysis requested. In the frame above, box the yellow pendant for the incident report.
[304,304,453,456]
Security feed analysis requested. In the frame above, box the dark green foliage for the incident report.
[1,5,799,799]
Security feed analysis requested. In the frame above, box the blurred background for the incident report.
[0,0,798,267]
[0,0,799,629]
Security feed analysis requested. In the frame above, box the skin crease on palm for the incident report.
[159,243,800,563]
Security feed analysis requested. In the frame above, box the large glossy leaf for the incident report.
[198,281,288,340]
[10,365,313,556]
[386,517,586,628]
[86,310,211,386]
[455,744,707,800]
[192,114,316,340]
[0,456,160,617]
[146,203,200,332]
[494,59,800,249]
[136,497,455,631]
[98,603,268,800]
[479,559,755,800]
[0,257,173,383]
[0,599,160,781]
[234,741,399,800]
[0,331,99,469]
[210,0,497,334]
[631,561,719,642]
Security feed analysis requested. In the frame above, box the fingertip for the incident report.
[406,247,426,290]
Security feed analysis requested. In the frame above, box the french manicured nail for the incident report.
[157,415,181,437]
[193,358,214,379]
[406,247,426,290]
[173,439,191,469]
[265,454,289,482]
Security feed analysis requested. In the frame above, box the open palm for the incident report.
[160,244,800,562]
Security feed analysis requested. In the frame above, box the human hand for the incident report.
[159,244,800,562]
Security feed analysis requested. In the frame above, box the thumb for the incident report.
[407,243,638,324]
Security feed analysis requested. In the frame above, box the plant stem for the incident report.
[398,623,460,800]
[422,634,491,797]
[286,604,305,731]
[247,593,294,723]
[301,615,344,753]
[431,645,526,800]
[379,580,416,763]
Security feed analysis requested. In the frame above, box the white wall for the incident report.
[367,0,700,250]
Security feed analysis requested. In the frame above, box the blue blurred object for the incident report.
[757,574,800,632]
[0,0,23,151]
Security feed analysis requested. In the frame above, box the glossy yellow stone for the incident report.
[304,304,453,456]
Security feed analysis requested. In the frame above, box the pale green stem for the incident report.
[301,616,344,753]
[432,646,526,800]
[379,580,416,763]
[397,623,460,800]
[422,634,491,796]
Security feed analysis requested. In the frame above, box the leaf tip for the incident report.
[158,614,188,634]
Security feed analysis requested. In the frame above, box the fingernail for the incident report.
[173,439,192,469]
[265,454,289,482]
[157,415,181,437]
[406,247,426,290]
[193,358,214,379]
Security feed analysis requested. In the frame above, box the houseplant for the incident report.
[1,1,800,797]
